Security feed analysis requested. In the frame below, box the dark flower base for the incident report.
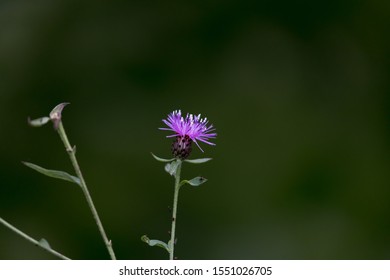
[172,135,193,160]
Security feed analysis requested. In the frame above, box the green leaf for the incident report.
[184,158,212,164]
[151,153,175,162]
[141,235,170,253]
[28,117,50,127]
[22,162,81,186]
[165,160,179,176]
[188,176,207,186]
[180,177,208,187]
[38,238,51,250]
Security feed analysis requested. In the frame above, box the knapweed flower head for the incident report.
[160,110,217,159]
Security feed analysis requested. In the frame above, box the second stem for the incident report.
[169,160,182,260]
[57,121,116,260]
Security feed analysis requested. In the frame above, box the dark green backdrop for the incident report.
[1,0,389,259]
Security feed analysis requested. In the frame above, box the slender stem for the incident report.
[169,160,182,260]
[57,121,117,260]
[0,217,70,260]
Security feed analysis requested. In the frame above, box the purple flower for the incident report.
[160,110,216,158]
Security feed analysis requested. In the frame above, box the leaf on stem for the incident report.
[22,162,81,186]
[38,238,51,250]
[184,158,212,164]
[164,160,179,176]
[49,102,70,129]
[151,153,175,163]
[141,235,170,253]
[27,117,50,127]
[180,176,208,187]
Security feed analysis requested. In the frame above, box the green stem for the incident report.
[169,160,182,260]
[0,217,70,260]
[57,121,117,260]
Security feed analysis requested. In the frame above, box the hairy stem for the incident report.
[169,160,182,260]
[57,121,116,260]
[0,217,70,260]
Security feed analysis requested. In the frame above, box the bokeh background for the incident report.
[1,0,389,259]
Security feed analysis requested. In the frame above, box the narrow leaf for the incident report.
[28,117,50,127]
[22,162,81,186]
[38,238,51,250]
[151,153,175,163]
[184,158,212,164]
[186,176,208,187]
[141,235,170,253]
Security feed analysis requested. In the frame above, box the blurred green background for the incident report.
[1,0,389,259]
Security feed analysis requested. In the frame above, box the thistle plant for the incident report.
[142,110,217,260]
[0,103,116,260]
[0,105,216,260]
